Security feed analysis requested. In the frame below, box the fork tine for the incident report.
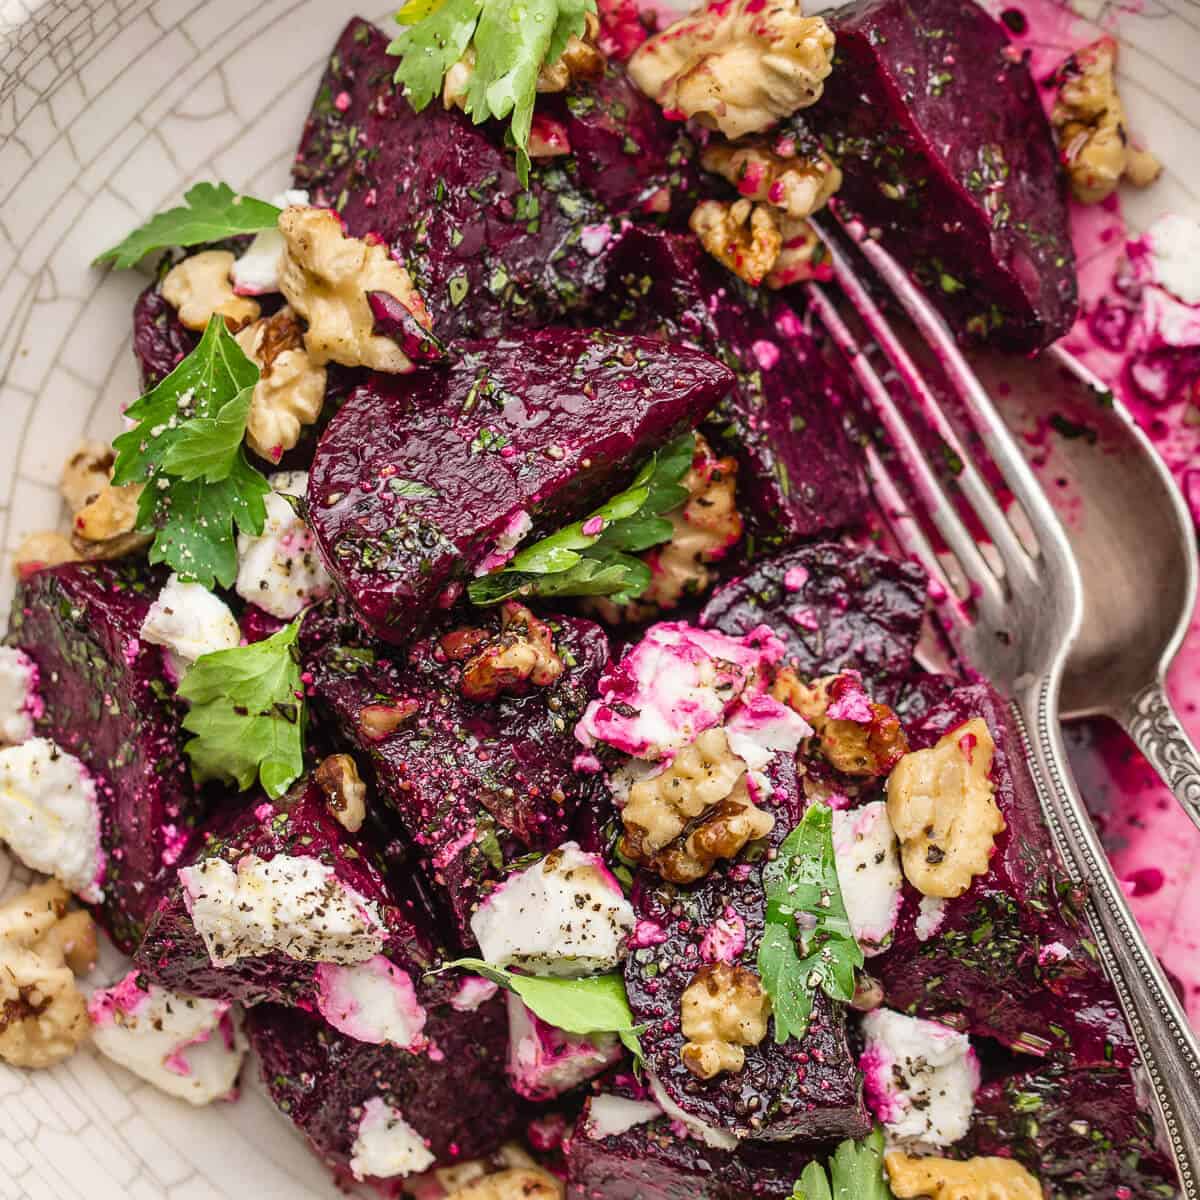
[810,216,1036,587]
[805,281,1007,620]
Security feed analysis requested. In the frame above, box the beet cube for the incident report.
[132,280,196,391]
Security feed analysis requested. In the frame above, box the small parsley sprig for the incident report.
[95,182,281,270]
[467,432,696,607]
[792,1129,894,1200]
[178,620,306,800]
[439,958,644,1058]
[757,802,864,1044]
[112,316,270,589]
[388,0,597,185]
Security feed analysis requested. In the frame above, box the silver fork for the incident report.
[805,215,1200,1196]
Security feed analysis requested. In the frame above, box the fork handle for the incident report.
[1015,678,1200,1199]
[1122,680,1200,833]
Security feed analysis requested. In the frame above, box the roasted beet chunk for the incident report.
[701,543,927,703]
[308,328,732,643]
[136,779,440,1011]
[7,563,202,951]
[807,0,1077,350]
[132,280,196,390]
[247,993,520,1185]
[870,684,1134,1066]
[959,1065,1178,1199]
[310,612,609,946]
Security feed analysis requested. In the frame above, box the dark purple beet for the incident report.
[959,1065,1178,1199]
[247,995,520,1183]
[135,779,441,1006]
[311,612,609,946]
[595,227,866,542]
[307,328,732,644]
[292,20,696,341]
[132,281,196,390]
[700,543,928,704]
[805,0,1076,351]
[367,290,446,363]
[567,1088,832,1200]
[625,756,869,1143]
[871,684,1134,1066]
[7,563,203,952]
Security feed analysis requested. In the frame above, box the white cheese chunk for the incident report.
[584,1094,665,1140]
[230,189,309,296]
[235,470,332,619]
[833,801,904,956]
[506,991,621,1100]
[350,1097,435,1182]
[859,1008,979,1147]
[140,573,240,679]
[315,956,427,1048]
[88,971,246,1105]
[179,853,385,967]
[0,646,41,746]
[1148,213,1200,306]
[470,842,635,977]
[0,738,104,902]
[915,895,947,942]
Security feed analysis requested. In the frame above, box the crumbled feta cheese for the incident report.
[470,842,635,977]
[0,647,41,745]
[475,509,533,575]
[450,975,500,1012]
[88,971,246,1105]
[584,1094,665,1139]
[859,1008,979,1146]
[349,1096,435,1182]
[723,692,810,770]
[698,908,747,964]
[315,956,427,1049]
[140,573,240,680]
[235,470,332,619]
[506,992,622,1101]
[833,802,903,956]
[915,895,947,942]
[230,189,310,296]
[646,1071,739,1150]
[1148,213,1200,306]
[576,622,787,760]
[179,854,385,967]
[0,738,104,902]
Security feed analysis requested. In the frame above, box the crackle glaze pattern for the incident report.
[0,0,1198,1196]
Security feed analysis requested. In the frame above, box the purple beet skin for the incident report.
[292,19,697,341]
[135,779,441,1006]
[700,543,928,704]
[247,992,521,1184]
[625,756,869,1143]
[806,0,1077,351]
[595,227,866,541]
[7,563,203,952]
[959,1065,1178,1199]
[132,280,197,390]
[870,684,1134,1066]
[311,612,610,946]
[307,328,732,643]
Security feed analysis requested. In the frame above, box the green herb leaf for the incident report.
[791,1129,893,1200]
[757,802,864,1043]
[112,316,270,588]
[178,620,306,799]
[389,0,484,112]
[441,957,644,1058]
[95,182,281,270]
[466,432,695,607]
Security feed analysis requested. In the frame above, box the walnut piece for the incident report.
[0,879,96,1069]
[886,718,1005,899]
[773,670,908,776]
[885,1151,1042,1200]
[162,250,261,333]
[1049,36,1161,205]
[59,442,114,513]
[13,531,78,578]
[765,216,827,288]
[701,139,841,221]
[315,753,368,833]
[59,440,146,562]
[235,307,327,465]
[680,963,771,1078]
[691,198,782,286]
[656,774,776,884]
[447,1167,564,1200]
[278,206,430,373]
[456,603,564,702]
[628,0,835,139]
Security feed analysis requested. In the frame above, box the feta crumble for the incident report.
[235,470,333,619]
[1147,213,1200,306]
[88,971,246,1105]
[349,1096,435,1182]
[584,1094,665,1140]
[0,738,105,902]
[315,956,427,1049]
[0,647,41,746]
[179,853,385,967]
[470,842,635,977]
[139,573,240,679]
[231,189,310,296]
[506,992,622,1101]
[832,801,903,956]
[915,895,947,942]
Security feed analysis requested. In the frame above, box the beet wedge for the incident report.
[808,0,1077,351]
[308,328,733,643]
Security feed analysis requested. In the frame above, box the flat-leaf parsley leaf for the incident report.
[757,802,864,1043]
[177,619,306,799]
[792,1129,894,1200]
[95,182,281,270]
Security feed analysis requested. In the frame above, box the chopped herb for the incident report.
[388,479,439,499]
[792,1128,894,1200]
[448,274,470,306]
[1048,413,1098,444]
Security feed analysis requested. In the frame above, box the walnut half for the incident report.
[886,718,1005,899]
[690,198,782,287]
[680,963,771,1078]
[700,138,841,221]
[450,603,564,702]
[162,250,261,333]
[885,1151,1042,1200]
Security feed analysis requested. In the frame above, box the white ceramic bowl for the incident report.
[0,1,1198,1196]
